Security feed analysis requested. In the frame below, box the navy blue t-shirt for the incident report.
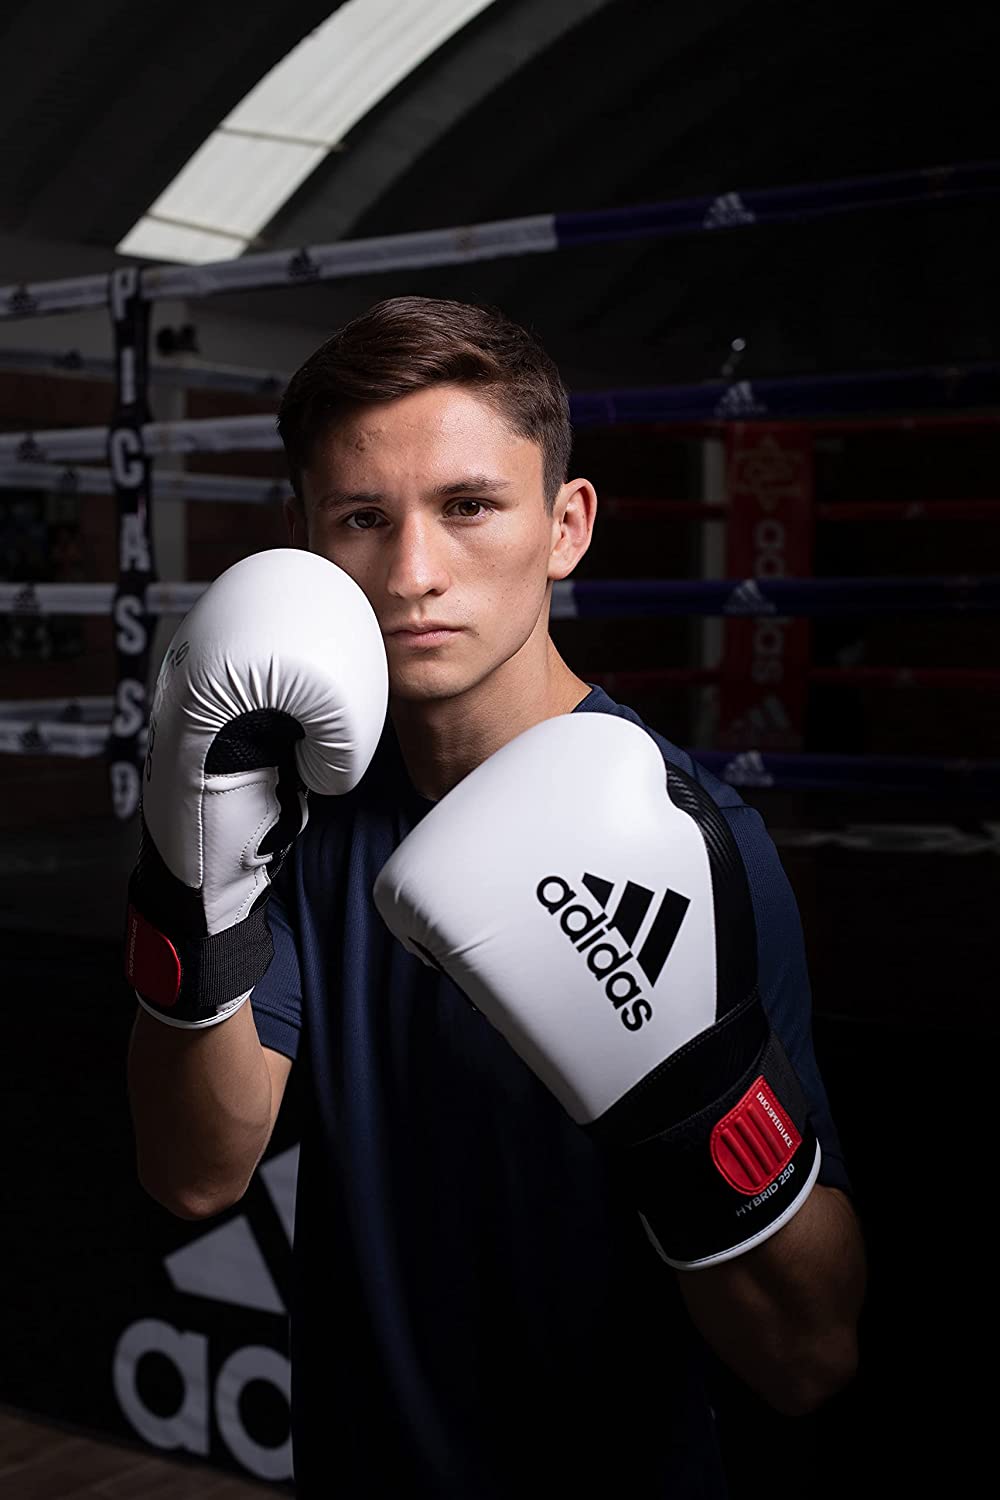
[251,686,851,1498]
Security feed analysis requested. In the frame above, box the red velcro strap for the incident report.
[125,904,182,1009]
[710,1075,802,1195]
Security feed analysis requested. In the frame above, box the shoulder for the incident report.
[576,684,787,918]
[573,684,747,811]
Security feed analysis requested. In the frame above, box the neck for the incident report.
[390,635,590,802]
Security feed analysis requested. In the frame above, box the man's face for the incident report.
[294,383,573,702]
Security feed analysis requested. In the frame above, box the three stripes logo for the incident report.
[722,577,777,616]
[536,871,691,1032]
[703,191,757,230]
[113,1146,298,1482]
[721,749,775,787]
[713,380,768,419]
[286,248,321,282]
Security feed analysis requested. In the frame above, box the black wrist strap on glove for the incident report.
[124,812,280,1026]
[125,899,275,1025]
[123,710,305,1027]
[589,993,820,1269]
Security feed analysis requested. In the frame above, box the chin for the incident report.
[388,666,480,703]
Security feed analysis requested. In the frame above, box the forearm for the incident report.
[127,998,273,1218]
[676,1185,866,1415]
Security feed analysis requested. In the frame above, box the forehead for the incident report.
[307,384,541,483]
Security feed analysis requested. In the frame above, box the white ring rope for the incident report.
[0,414,277,463]
[0,461,284,504]
[0,216,558,318]
[0,347,289,396]
[0,582,206,616]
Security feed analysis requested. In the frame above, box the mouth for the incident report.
[386,625,462,647]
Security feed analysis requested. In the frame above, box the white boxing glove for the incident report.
[126,548,387,1028]
[373,713,821,1269]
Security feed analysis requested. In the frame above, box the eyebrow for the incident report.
[313,475,514,511]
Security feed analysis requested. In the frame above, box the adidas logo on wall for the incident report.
[163,1144,296,1312]
[113,1145,299,1483]
[537,870,691,1031]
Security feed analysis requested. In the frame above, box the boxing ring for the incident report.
[1,159,998,1490]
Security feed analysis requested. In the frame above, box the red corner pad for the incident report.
[125,905,182,1009]
[710,1076,802,1195]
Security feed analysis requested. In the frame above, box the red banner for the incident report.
[718,427,814,751]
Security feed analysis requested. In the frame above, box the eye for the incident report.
[340,500,492,530]
[343,510,383,530]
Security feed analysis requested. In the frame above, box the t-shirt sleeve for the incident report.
[723,802,853,1198]
[250,864,304,1063]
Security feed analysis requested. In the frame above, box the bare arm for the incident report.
[676,1184,866,1416]
[127,998,292,1220]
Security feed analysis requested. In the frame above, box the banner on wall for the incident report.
[718,426,814,751]
[1,934,299,1490]
[106,266,157,822]
[112,1144,298,1484]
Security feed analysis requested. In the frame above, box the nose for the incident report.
[384,510,451,601]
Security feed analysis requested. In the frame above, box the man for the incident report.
[126,296,865,1497]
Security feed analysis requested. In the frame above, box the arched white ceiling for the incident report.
[117,0,498,264]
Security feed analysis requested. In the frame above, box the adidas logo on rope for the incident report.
[286,248,321,281]
[703,192,756,230]
[723,577,777,615]
[537,871,690,1031]
[714,380,768,418]
[722,750,774,788]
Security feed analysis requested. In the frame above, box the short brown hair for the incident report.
[277,296,572,512]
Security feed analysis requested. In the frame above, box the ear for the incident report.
[547,478,597,582]
[284,494,308,548]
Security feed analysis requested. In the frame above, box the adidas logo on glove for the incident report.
[536,871,690,1031]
